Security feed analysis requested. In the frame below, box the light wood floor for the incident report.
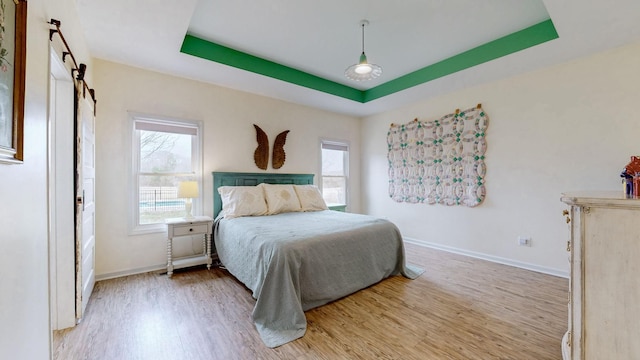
[53,243,568,360]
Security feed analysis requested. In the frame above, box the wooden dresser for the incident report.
[560,192,640,359]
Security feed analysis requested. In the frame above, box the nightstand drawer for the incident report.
[172,224,209,237]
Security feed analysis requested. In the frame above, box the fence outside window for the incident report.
[139,186,186,223]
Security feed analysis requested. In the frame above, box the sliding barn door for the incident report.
[48,47,76,330]
[75,84,96,319]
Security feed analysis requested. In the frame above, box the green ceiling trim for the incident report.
[364,19,558,102]
[180,35,365,102]
[180,19,558,104]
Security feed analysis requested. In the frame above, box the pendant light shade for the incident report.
[345,20,382,81]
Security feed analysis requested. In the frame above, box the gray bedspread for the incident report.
[214,210,423,348]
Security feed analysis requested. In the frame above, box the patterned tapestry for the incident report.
[387,104,488,207]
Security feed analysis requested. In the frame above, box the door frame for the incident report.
[48,46,76,330]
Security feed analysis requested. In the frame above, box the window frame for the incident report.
[320,139,350,210]
[129,112,203,235]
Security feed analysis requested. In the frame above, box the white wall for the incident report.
[361,41,640,276]
[93,60,361,278]
[0,0,92,358]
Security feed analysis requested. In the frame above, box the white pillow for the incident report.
[294,185,328,211]
[262,184,302,215]
[218,185,268,219]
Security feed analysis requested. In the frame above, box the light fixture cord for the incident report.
[361,23,365,54]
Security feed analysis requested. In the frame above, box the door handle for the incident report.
[77,190,85,210]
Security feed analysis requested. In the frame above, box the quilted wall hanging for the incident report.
[387,104,488,207]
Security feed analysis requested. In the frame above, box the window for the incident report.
[131,113,202,233]
[321,140,349,208]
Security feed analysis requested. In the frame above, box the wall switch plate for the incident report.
[518,236,532,247]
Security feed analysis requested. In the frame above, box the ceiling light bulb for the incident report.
[355,64,372,74]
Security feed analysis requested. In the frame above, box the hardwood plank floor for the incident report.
[53,243,568,360]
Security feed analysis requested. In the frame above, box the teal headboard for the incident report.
[212,172,314,218]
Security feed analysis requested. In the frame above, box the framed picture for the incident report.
[0,0,26,164]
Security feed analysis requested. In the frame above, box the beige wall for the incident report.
[93,59,361,278]
[361,41,640,276]
[0,0,93,358]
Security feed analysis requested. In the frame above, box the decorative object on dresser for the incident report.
[619,155,640,198]
[387,104,488,207]
[165,216,213,277]
[177,181,199,219]
[560,192,640,359]
[252,124,289,170]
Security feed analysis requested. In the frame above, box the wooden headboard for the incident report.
[212,172,314,218]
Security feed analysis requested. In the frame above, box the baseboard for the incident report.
[95,264,167,281]
[96,254,221,282]
[403,237,569,278]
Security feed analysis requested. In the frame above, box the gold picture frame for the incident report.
[0,0,26,164]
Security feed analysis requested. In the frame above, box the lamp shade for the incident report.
[178,181,199,198]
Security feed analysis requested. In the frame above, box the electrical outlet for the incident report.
[518,236,532,247]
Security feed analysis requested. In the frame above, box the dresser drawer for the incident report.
[172,224,208,237]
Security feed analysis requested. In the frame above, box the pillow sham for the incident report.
[262,184,302,215]
[294,184,329,211]
[218,185,268,219]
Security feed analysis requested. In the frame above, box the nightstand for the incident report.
[165,216,213,277]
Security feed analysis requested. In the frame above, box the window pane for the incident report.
[140,130,193,173]
[322,148,344,176]
[131,114,202,232]
[322,176,346,205]
[138,175,190,224]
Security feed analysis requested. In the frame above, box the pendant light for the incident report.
[345,20,382,81]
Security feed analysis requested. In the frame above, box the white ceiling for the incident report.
[76,0,640,117]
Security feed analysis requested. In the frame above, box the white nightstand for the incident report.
[165,216,213,277]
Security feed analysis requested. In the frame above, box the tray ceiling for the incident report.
[76,0,640,116]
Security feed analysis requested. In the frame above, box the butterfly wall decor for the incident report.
[253,124,290,170]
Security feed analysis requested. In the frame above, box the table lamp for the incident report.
[177,181,198,219]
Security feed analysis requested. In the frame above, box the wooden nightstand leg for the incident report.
[206,233,212,270]
[167,236,174,277]
[201,233,206,257]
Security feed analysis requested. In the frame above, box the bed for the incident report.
[212,172,423,348]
